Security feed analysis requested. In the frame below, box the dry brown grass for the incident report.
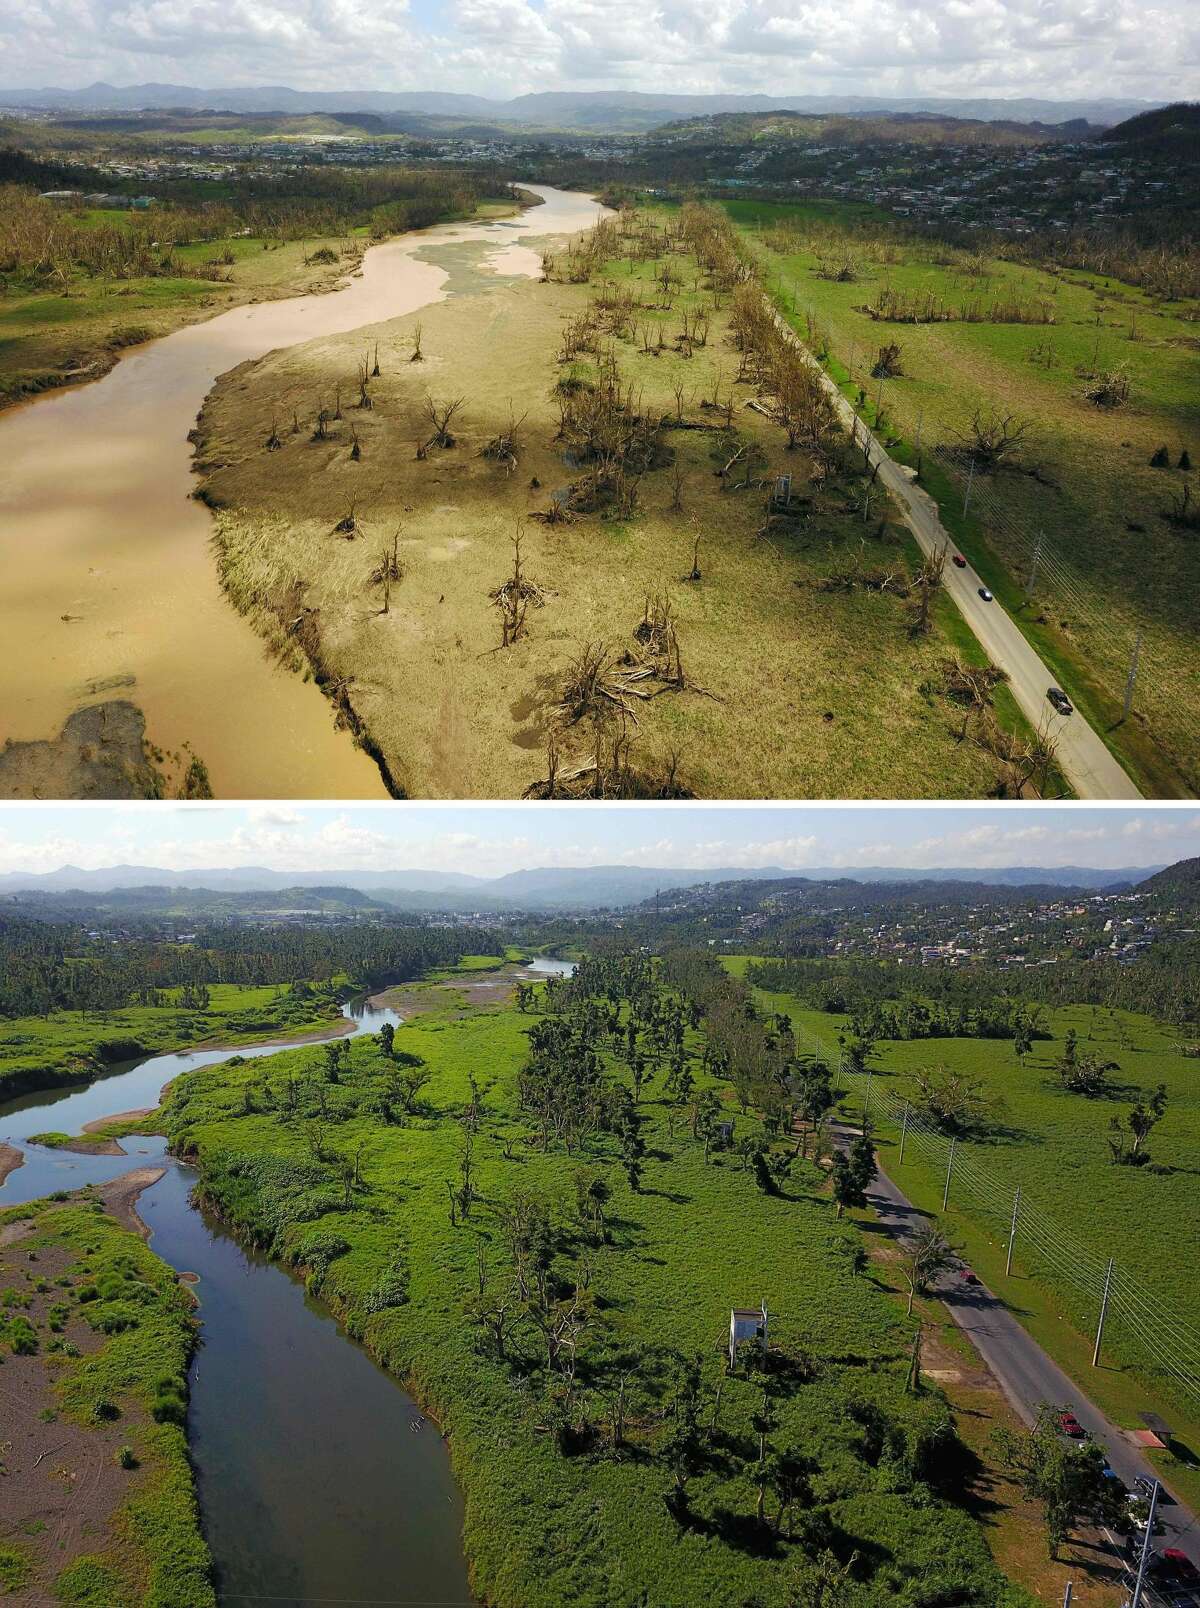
[195,224,1011,799]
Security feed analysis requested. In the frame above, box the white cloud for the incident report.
[0,810,1196,883]
[1,0,1194,98]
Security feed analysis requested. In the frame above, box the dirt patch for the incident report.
[1,1140,24,1184]
[0,700,164,800]
[371,962,544,1018]
[82,1108,156,1134]
[0,1238,138,1605]
[96,1166,167,1239]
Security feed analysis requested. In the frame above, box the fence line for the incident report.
[789,1016,1200,1406]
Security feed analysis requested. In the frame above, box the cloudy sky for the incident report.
[0,804,1196,879]
[3,0,1195,102]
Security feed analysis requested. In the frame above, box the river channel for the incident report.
[0,955,575,1605]
[0,187,606,799]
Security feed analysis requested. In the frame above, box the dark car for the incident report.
[1047,687,1074,716]
[978,587,994,602]
[952,553,967,568]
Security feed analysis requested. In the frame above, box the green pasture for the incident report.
[734,959,1200,1506]
[726,201,1200,794]
[155,976,1026,1608]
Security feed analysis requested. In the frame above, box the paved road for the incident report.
[847,1128,1200,1579]
[771,308,1143,800]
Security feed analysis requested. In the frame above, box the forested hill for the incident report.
[1100,102,1200,148]
[1135,856,1200,902]
[0,914,497,1017]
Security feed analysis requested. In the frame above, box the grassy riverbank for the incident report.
[723,200,1200,795]
[150,959,1031,1608]
[0,981,346,1101]
[192,205,1036,800]
[0,194,519,413]
[0,1191,214,1606]
[731,961,1200,1509]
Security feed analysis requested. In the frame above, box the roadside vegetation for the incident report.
[724,199,1200,795]
[141,947,1039,1608]
[0,1192,214,1606]
[736,959,1200,1507]
[195,202,1045,800]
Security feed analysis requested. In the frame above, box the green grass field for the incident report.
[731,959,1200,1507]
[153,971,1027,1608]
[723,200,1200,795]
[0,981,345,1100]
[0,1194,214,1605]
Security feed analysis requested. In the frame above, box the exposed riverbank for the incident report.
[0,1191,215,1606]
[0,186,605,799]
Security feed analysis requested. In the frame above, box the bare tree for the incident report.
[957,409,1033,472]
[424,395,465,449]
[369,528,406,613]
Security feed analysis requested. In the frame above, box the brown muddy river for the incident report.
[0,186,606,798]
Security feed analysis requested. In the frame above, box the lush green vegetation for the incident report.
[0,1194,214,1605]
[732,959,1200,1504]
[723,200,1200,795]
[0,913,488,1098]
[0,980,344,1100]
[154,950,1027,1608]
[0,910,485,1014]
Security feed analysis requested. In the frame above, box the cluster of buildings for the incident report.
[688,136,1161,235]
[617,876,1196,971]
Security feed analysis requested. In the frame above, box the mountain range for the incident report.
[0,862,1166,911]
[0,84,1159,132]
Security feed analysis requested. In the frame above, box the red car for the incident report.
[1058,1411,1086,1438]
[1163,1550,1200,1584]
[952,553,967,568]
[958,1268,980,1285]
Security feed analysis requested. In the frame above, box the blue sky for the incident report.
[0,804,1196,878]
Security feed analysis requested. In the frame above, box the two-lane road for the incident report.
[770,306,1143,800]
[851,1132,1200,1576]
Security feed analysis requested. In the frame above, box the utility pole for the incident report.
[942,1138,956,1211]
[963,458,976,516]
[1006,1186,1021,1276]
[899,1101,910,1165]
[875,370,885,422]
[1062,1582,1072,1608]
[1093,1257,1114,1367]
[1025,532,1043,601]
[1130,1480,1160,1608]
[863,1068,873,1119]
[1123,631,1144,720]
